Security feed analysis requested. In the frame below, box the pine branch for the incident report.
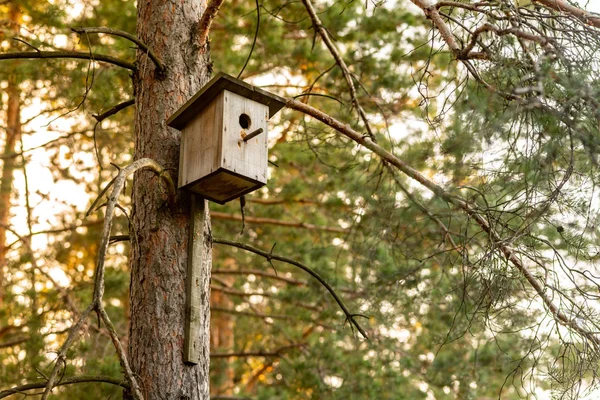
[0,50,135,70]
[285,97,600,349]
[534,0,600,28]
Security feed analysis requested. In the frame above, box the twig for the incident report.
[213,237,368,339]
[0,50,135,70]
[71,27,165,75]
[93,99,135,122]
[237,0,260,78]
[91,99,135,168]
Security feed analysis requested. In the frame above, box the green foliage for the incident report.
[2,0,600,399]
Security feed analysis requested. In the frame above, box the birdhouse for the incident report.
[167,72,286,204]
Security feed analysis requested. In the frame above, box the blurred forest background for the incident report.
[1,0,600,399]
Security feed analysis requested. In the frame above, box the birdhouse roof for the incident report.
[167,72,287,130]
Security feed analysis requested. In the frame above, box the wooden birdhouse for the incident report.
[167,72,286,204]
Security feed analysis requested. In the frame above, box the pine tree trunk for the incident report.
[127,0,212,398]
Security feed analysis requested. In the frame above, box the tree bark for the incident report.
[0,3,22,307]
[127,0,212,398]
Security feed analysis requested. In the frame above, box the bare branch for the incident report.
[300,0,375,139]
[247,198,318,206]
[211,306,292,321]
[212,269,306,286]
[0,335,29,348]
[41,159,175,400]
[0,375,128,399]
[93,98,135,122]
[0,50,136,70]
[72,27,165,74]
[213,237,368,339]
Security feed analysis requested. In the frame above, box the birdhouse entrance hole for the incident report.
[239,113,251,129]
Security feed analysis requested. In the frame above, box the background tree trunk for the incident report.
[0,3,22,307]
[127,1,212,398]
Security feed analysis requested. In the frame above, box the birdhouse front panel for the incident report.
[221,90,269,185]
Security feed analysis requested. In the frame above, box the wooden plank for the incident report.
[179,92,223,188]
[184,195,211,364]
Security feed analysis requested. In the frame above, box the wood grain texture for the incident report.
[222,90,269,185]
[184,195,211,364]
[177,90,268,203]
[179,93,224,188]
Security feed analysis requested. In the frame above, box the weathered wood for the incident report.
[184,195,212,364]
[166,72,286,130]
[222,90,269,184]
[174,87,272,204]
[128,0,212,397]
[178,92,224,188]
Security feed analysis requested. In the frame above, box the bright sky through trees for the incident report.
[2,0,600,399]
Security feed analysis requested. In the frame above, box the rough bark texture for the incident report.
[128,0,212,398]
[0,3,22,306]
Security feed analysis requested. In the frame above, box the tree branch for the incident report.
[213,237,368,339]
[300,0,375,139]
[0,335,29,348]
[196,0,226,48]
[93,99,135,122]
[211,306,292,321]
[0,50,135,70]
[0,375,128,399]
[71,27,165,74]
[284,97,600,348]
[534,0,600,29]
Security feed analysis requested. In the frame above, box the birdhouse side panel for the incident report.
[221,90,269,185]
[178,93,224,188]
